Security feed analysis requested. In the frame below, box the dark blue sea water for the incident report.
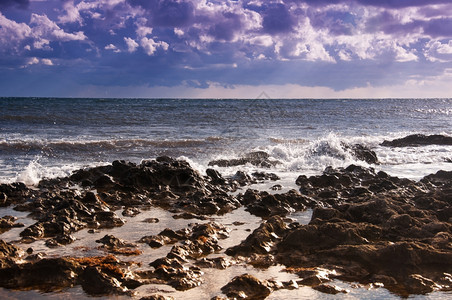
[1,98,452,184]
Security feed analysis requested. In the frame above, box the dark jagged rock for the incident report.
[195,256,234,269]
[122,207,141,217]
[226,216,288,258]
[273,165,452,297]
[139,227,190,248]
[251,171,280,181]
[140,295,174,300]
[221,274,272,299]
[313,284,348,294]
[206,168,226,185]
[381,134,452,147]
[0,239,23,268]
[347,144,379,164]
[208,151,280,168]
[0,182,34,209]
[294,164,412,202]
[0,252,140,295]
[80,266,128,295]
[0,257,80,292]
[95,235,141,256]
[240,189,316,218]
[9,157,240,251]
[421,170,452,187]
[96,234,136,249]
[142,222,229,291]
[0,216,24,233]
[172,212,207,220]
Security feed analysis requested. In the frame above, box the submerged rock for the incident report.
[208,151,280,168]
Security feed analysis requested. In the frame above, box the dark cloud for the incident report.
[309,9,356,35]
[0,0,29,11]
[365,11,452,38]
[262,4,295,34]
[128,0,194,27]
[152,0,194,27]
[423,18,452,38]
[290,0,450,8]
[208,12,242,41]
[355,0,451,8]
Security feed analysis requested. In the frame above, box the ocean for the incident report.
[1,97,452,186]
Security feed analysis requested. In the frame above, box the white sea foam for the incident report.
[10,156,108,186]
[197,132,452,184]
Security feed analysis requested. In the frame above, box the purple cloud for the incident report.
[309,9,356,35]
[208,12,242,41]
[356,0,452,8]
[0,0,29,11]
[128,0,195,27]
[262,4,295,34]
[424,18,452,38]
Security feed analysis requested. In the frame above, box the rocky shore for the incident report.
[0,138,451,299]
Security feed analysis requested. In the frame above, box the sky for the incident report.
[0,0,451,98]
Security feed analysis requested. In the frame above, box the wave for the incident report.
[0,137,228,155]
[209,132,452,176]
[3,132,452,186]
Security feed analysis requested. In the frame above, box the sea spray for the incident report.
[15,156,43,186]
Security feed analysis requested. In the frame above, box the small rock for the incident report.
[221,274,272,299]
[142,218,160,223]
[313,284,348,294]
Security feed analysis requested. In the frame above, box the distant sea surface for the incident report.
[1,97,452,185]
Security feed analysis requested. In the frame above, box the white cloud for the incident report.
[30,14,86,45]
[124,37,139,53]
[425,40,452,62]
[26,57,39,66]
[23,57,54,68]
[41,58,54,65]
[58,1,83,24]
[0,12,32,52]
[105,43,120,52]
[140,37,169,56]
[437,41,452,54]
[174,28,184,37]
[248,35,273,47]
[135,18,153,37]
